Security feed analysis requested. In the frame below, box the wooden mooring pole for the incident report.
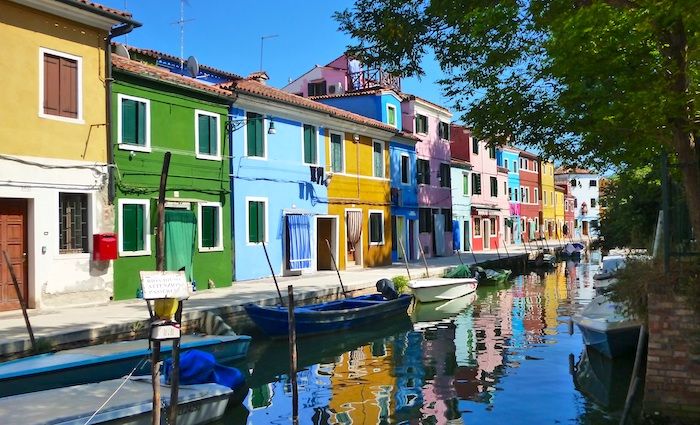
[2,250,36,352]
[287,285,299,424]
[398,239,412,281]
[417,241,430,277]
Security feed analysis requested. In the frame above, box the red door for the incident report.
[0,199,28,312]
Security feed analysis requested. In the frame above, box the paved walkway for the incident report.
[0,240,582,357]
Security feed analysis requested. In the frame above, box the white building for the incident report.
[554,168,600,238]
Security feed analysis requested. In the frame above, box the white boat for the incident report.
[0,376,234,425]
[593,255,626,280]
[412,292,477,325]
[408,277,478,303]
[573,294,641,358]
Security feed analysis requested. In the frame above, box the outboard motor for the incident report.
[376,278,399,300]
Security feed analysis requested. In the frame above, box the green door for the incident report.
[165,209,196,282]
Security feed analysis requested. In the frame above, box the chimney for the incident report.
[247,71,269,85]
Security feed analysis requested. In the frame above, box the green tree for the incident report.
[335,0,700,236]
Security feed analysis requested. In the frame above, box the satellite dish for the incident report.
[186,55,199,77]
[114,43,130,59]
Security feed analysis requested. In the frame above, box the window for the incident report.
[490,218,497,236]
[534,188,539,202]
[534,162,538,172]
[551,192,554,205]
[514,189,519,202]
[417,159,430,184]
[488,146,496,159]
[372,140,385,178]
[574,198,578,208]
[438,121,450,140]
[472,173,482,195]
[59,193,88,254]
[118,94,149,151]
[504,159,509,170]
[307,81,326,96]
[490,176,498,197]
[472,138,479,154]
[401,154,410,184]
[415,114,428,134]
[513,162,518,173]
[246,112,265,158]
[302,124,317,165]
[118,199,150,256]
[419,208,432,233]
[589,180,597,187]
[463,174,469,196]
[508,187,512,201]
[590,198,597,208]
[474,219,481,237]
[543,190,547,205]
[247,198,267,244]
[387,104,397,128]
[198,202,223,251]
[503,181,507,195]
[525,187,530,203]
[439,163,451,187]
[570,178,577,187]
[369,211,384,245]
[330,132,344,172]
[195,110,220,160]
[40,48,81,121]
[442,209,452,231]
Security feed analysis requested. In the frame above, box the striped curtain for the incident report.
[287,214,311,270]
[346,210,362,248]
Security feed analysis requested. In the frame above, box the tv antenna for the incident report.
[171,0,195,68]
[260,34,279,71]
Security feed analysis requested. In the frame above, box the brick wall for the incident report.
[645,288,700,420]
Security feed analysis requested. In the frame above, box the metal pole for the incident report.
[287,285,299,424]
[2,250,35,352]
[661,153,670,273]
[326,239,348,298]
[398,239,412,281]
[261,241,285,306]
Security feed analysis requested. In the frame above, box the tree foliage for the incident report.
[336,0,700,234]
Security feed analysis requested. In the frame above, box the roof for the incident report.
[403,94,450,114]
[112,55,231,99]
[309,88,388,100]
[221,79,397,133]
[554,166,594,175]
[395,131,421,142]
[509,146,540,160]
[122,45,243,81]
[71,0,132,18]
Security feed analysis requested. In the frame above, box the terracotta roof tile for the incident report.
[403,93,451,114]
[73,0,132,19]
[222,79,397,134]
[309,88,385,100]
[112,55,231,98]
[122,45,243,81]
[554,166,594,175]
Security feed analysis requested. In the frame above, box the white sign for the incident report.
[139,271,190,300]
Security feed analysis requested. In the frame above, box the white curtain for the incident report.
[434,214,445,256]
[347,210,362,248]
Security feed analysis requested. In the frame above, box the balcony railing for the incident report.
[348,68,401,92]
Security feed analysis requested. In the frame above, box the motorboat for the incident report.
[573,294,641,358]
[593,255,626,280]
[408,277,478,303]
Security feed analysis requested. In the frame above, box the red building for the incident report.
[560,183,576,237]
[518,150,541,242]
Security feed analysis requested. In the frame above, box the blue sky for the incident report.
[103,0,449,108]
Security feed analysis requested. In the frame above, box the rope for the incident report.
[83,356,149,425]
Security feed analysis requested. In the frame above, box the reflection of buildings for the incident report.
[393,331,425,419]
[419,323,462,423]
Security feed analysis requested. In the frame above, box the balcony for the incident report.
[348,68,401,92]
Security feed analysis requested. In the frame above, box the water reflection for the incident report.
[219,259,630,424]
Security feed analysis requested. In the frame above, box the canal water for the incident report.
[218,258,635,424]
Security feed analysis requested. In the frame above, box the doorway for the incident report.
[0,199,28,312]
[395,216,407,260]
[482,218,491,250]
[345,209,363,268]
[582,221,589,236]
[316,216,336,271]
[408,219,417,261]
[463,220,470,251]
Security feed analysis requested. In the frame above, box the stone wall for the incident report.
[645,288,700,420]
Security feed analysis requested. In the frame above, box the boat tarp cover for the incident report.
[287,214,311,270]
[164,349,244,390]
[165,209,196,282]
[444,265,473,278]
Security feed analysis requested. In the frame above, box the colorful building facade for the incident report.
[555,185,566,238]
[555,168,600,237]
[111,55,232,299]
[0,0,137,310]
[518,150,542,243]
[540,160,556,238]
[498,147,521,245]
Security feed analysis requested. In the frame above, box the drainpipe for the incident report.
[105,24,138,203]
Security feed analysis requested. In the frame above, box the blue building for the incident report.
[497,147,521,245]
[312,89,421,262]
[450,160,472,252]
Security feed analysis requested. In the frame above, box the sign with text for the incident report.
[139,271,190,300]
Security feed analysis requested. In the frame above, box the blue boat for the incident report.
[573,295,641,358]
[0,333,251,397]
[244,293,413,337]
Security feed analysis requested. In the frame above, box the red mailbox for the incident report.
[93,233,118,261]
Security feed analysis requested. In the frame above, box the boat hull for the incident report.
[0,334,251,397]
[244,294,413,337]
[574,318,641,358]
[408,278,478,303]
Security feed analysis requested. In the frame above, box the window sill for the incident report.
[118,144,151,153]
[196,153,222,161]
[57,252,90,260]
[119,250,152,257]
[245,155,268,161]
[39,113,84,125]
[199,246,224,252]
[369,242,384,246]
[247,241,268,247]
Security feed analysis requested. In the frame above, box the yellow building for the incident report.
[555,185,566,238]
[540,160,556,239]
[0,0,138,310]
[325,130,393,270]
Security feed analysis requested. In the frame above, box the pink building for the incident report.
[469,138,506,251]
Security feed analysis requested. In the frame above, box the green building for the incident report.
[111,55,232,300]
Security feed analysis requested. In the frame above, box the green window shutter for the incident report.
[248,201,262,243]
[209,115,218,155]
[136,101,146,146]
[331,134,342,172]
[257,202,264,242]
[303,125,316,164]
[463,175,469,195]
[122,203,144,251]
[201,206,217,247]
[198,114,210,155]
[373,143,382,177]
[122,99,136,144]
[246,113,263,157]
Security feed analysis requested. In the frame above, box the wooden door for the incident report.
[0,199,28,312]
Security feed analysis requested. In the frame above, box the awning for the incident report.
[287,214,311,270]
[471,205,501,216]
